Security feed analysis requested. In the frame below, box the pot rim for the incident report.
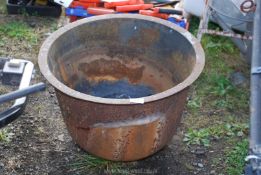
[38,14,205,105]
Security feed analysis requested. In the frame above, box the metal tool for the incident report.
[0,58,46,128]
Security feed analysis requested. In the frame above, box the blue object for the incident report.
[65,7,93,17]
[167,17,186,29]
[75,79,155,99]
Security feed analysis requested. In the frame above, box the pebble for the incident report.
[229,72,248,88]
[193,162,203,168]
[28,22,36,28]
[44,33,52,37]
[210,170,216,174]
[64,157,69,162]
[192,162,197,166]
[192,148,206,155]
[197,163,204,168]
[58,134,65,142]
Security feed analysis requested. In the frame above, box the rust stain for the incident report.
[78,58,145,83]
[58,60,69,86]
[55,82,189,161]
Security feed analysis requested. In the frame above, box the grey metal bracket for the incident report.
[252,67,261,74]
[246,154,261,172]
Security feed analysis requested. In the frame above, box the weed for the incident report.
[212,123,248,138]
[212,157,222,166]
[184,128,210,147]
[210,75,249,110]
[0,38,5,47]
[202,36,236,56]
[187,96,202,110]
[0,86,9,94]
[50,22,58,32]
[214,99,229,108]
[0,22,38,44]
[225,139,248,175]
[209,74,235,97]
[191,71,249,111]
[0,129,11,142]
[188,16,200,36]
[70,153,126,175]
[33,104,44,114]
[183,123,248,147]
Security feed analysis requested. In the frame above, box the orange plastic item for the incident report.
[79,0,101,3]
[116,4,153,12]
[129,0,144,5]
[152,7,160,13]
[104,0,144,8]
[104,0,130,8]
[139,10,169,19]
[88,7,116,15]
[70,1,100,8]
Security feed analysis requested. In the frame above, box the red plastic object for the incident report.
[70,1,100,8]
[104,0,144,8]
[129,0,144,5]
[116,4,153,12]
[79,0,101,3]
[139,10,169,19]
[152,7,160,13]
[104,0,130,8]
[70,16,78,22]
[88,7,116,15]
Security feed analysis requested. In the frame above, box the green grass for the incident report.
[225,139,248,175]
[186,18,248,111]
[70,154,126,175]
[183,122,248,147]
[0,0,6,14]
[187,96,202,111]
[0,21,38,45]
[209,74,234,97]
[187,73,248,111]
[188,69,249,112]
[187,17,249,112]
[185,16,250,174]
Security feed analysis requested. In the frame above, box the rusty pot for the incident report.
[38,14,205,161]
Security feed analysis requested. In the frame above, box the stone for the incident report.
[28,22,36,28]
[229,72,248,88]
[210,170,216,174]
[197,163,204,168]
[192,148,206,155]
[57,134,64,142]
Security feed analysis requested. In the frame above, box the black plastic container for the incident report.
[6,0,62,17]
